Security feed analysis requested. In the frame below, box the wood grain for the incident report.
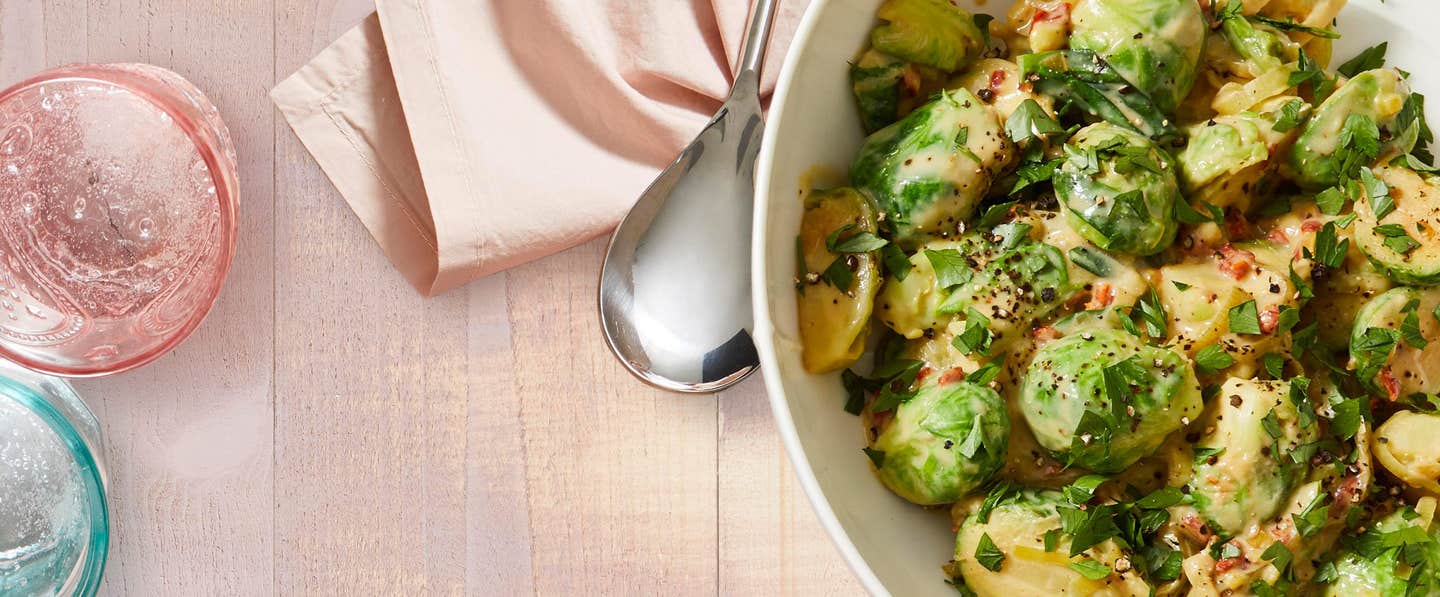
[0,1,864,594]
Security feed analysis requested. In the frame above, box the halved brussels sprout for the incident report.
[1287,68,1417,190]
[1349,286,1440,396]
[852,89,1016,247]
[1189,378,1319,536]
[851,49,946,134]
[1054,123,1182,256]
[1324,500,1440,596]
[1218,13,1299,78]
[876,228,1073,348]
[1019,328,1204,473]
[870,0,985,73]
[1375,411,1440,495]
[796,188,882,373]
[1176,96,1309,210]
[869,379,1009,505]
[947,58,1056,124]
[952,490,1153,596]
[1068,0,1206,114]
[1353,165,1440,286]
[1156,262,1253,355]
[851,50,909,134]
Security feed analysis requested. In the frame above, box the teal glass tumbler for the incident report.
[0,359,108,595]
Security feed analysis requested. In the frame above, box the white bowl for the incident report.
[751,1,1440,595]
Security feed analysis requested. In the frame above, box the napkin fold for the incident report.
[272,0,807,295]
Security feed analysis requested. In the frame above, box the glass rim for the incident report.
[0,374,109,596]
[0,64,239,377]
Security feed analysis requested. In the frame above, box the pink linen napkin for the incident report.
[272,0,808,296]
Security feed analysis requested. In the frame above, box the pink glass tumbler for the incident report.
[0,64,239,377]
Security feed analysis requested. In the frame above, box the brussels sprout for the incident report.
[947,58,1056,124]
[870,0,984,73]
[876,228,1073,347]
[1189,378,1319,535]
[1353,165,1440,286]
[869,379,1009,505]
[952,490,1153,596]
[1175,96,1309,210]
[796,188,882,373]
[1374,411,1440,495]
[1287,69,1418,190]
[1349,286,1440,396]
[852,89,1016,247]
[1068,0,1206,114]
[1324,503,1440,596]
[1019,328,1204,473]
[851,50,909,134]
[851,49,945,134]
[1053,123,1182,256]
[1218,13,1299,78]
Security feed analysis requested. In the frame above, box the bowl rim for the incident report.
[750,0,888,594]
[0,373,109,594]
[0,64,239,378]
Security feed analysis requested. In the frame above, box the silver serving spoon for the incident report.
[598,0,780,393]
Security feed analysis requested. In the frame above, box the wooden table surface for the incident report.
[0,1,862,594]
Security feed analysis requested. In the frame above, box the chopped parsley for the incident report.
[975,533,1006,571]
[1194,344,1236,374]
[1067,559,1112,580]
[863,447,885,468]
[1337,42,1389,78]
[1228,300,1263,335]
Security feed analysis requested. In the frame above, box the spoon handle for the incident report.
[736,0,781,80]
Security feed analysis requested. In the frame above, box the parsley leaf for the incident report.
[1337,42,1389,78]
[1068,246,1111,277]
[1330,396,1364,440]
[1136,486,1184,509]
[1229,300,1263,335]
[925,249,973,289]
[1135,288,1168,339]
[977,201,1017,229]
[1043,528,1062,552]
[1289,377,1317,428]
[1315,186,1347,215]
[1289,48,1336,102]
[1338,116,1382,180]
[953,309,994,356]
[1277,305,1301,333]
[824,223,856,251]
[1401,298,1429,349]
[975,533,1006,571]
[832,232,888,253]
[1306,222,1349,269]
[1293,492,1330,538]
[821,257,854,289]
[1006,99,1065,144]
[1067,559,1112,580]
[1251,15,1339,38]
[863,447,885,468]
[1377,224,1421,254]
[880,243,912,281]
[967,362,1002,385]
[840,369,868,415]
[1172,281,1192,291]
[1260,541,1294,579]
[1194,344,1236,374]
[1271,99,1306,132]
[1261,409,1283,439]
[1363,167,1396,220]
[1063,475,1108,506]
[977,481,1016,523]
[1263,353,1284,378]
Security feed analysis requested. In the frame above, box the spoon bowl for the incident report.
[597,0,778,393]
